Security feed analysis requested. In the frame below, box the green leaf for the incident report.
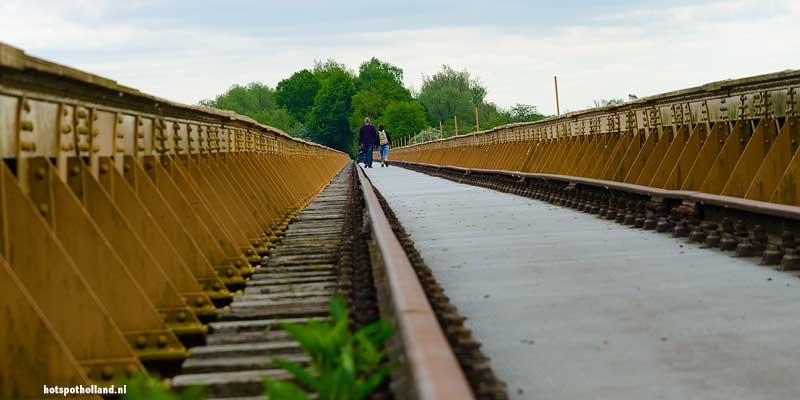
[281,323,321,357]
[358,369,391,399]
[273,358,320,392]
[263,379,310,400]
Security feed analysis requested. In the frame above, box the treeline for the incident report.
[200,58,546,155]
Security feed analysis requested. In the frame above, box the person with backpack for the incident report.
[377,124,391,167]
[358,117,378,168]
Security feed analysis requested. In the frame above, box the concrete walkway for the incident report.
[363,164,800,400]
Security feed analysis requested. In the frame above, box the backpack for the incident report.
[379,130,388,145]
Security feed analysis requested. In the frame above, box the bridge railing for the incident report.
[393,70,800,206]
[0,43,349,397]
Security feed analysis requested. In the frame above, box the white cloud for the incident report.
[1,0,798,115]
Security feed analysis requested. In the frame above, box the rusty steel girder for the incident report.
[393,71,800,206]
[0,43,349,397]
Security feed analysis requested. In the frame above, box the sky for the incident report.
[1,0,798,115]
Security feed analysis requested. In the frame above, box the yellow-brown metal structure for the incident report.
[0,43,349,398]
[394,71,800,206]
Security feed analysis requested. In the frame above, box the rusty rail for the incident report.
[0,43,349,398]
[356,165,475,400]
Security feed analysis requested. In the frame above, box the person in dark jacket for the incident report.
[358,117,379,168]
[377,124,391,167]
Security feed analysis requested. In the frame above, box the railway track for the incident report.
[172,166,350,398]
[170,163,483,399]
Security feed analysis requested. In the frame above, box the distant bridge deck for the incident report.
[364,163,800,400]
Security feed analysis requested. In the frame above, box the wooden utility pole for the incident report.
[454,115,459,136]
[439,120,443,139]
[475,107,480,131]
[554,75,561,116]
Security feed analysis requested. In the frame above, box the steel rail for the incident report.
[356,165,475,400]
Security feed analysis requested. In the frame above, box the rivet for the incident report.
[144,160,154,169]
[195,297,205,306]
[176,311,187,322]
[35,167,46,179]
[226,268,235,277]
[157,335,168,348]
[61,124,72,134]
[20,121,34,131]
[117,115,124,124]
[100,164,110,174]
[125,364,138,375]
[135,335,147,349]
[234,259,243,267]
[123,163,131,172]
[20,141,36,151]
[212,282,222,290]
[91,127,100,137]
[77,126,89,135]
[69,165,80,176]
[77,109,88,119]
[62,108,69,117]
[137,144,145,151]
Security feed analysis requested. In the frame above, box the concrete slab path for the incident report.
[363,164,800,400]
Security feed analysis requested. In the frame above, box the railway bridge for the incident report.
[2,42,800,399]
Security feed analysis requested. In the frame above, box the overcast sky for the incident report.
[2,0,798,115]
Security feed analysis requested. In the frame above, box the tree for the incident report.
[417,65,487,127]
[307,68,356,153]
[381,101,428,140]
[349,90,388,132]
[199,82,303,136]
[313,59,354,82]
[356,58,404,91]
[275,70,320,124]
[508,104,545,122]
[348,58,414,134]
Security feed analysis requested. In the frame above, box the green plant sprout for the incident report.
[264,295,395,400]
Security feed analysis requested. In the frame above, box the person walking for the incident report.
[377,124,391,167]
[358,117,378,168]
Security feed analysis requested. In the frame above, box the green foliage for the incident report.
[120,373,204,400]
[349,58,414,134]
[264,295,394,400]
[382,101,428,139]
[349,90,387,132]
[417,65,481,125]
[313,59,355,82]
[199,82,304,137]
[200,58,545,153]
[276,70,321,124]
[307,69,356,153]
[356,58,405,91]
